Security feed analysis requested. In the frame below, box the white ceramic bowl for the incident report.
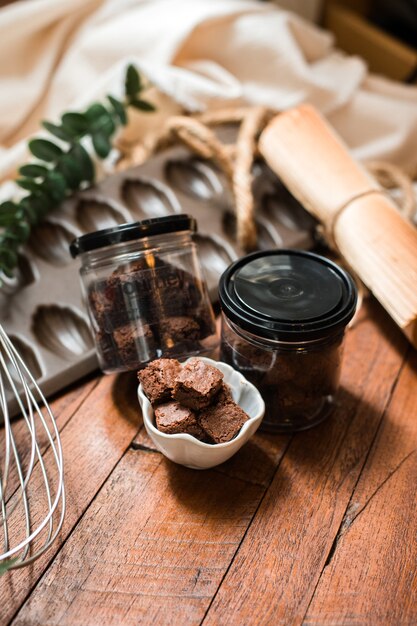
[137,357,265,470]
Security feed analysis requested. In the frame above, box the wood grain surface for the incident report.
[2,299,416,626]
[1,373,139,624]
[304,348,417,626]
[203,301,409,626]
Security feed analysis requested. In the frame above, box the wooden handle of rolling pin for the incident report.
[259,104,417,348]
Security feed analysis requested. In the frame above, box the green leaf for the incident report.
[23,192,52,219]
[19,164,49,178]
[56,154,83,189]
[93,114,115,137]
[10,220,30,242]
[19,198,39,225]
[61,112,88,135]
[129,99,155,112]
[0,246,18,273]
[69,144,95,183]
[42,121,73,142]
[107,95,127,125]
[0,201,19,226]
[85,106,117,140]
[3,229,20,241]
[0,67,151,275]
[92,133,111,158]
[0,558,20,576]
[44,171,67,203]
[125,64,141,98]
[28,139,63,162]
[85,103,108,123]
[16,178,41,193]
[84,104,116,137]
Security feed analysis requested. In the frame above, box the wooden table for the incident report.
[1,298,416,625]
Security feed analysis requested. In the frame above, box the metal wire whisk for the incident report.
[0,324,65,572]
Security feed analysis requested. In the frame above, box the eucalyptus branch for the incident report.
[0,65,155,282]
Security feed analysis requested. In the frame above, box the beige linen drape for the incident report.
[0,0,417,186]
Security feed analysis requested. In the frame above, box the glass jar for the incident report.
[70,215,217,373]
[219,250,358,432]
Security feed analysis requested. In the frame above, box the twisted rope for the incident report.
[150,106,272,250]
[116,107,416,251]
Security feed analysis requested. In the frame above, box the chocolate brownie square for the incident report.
[160,316,201,346]
[216,382,233,403]
[173,358,223,410]
[199,400,249,444]
[152,264,202,318]
[88,281,121,332]
[192,304,217,340]
[138,358,181,405]
[113,323,156,367]
[88,257,159,333]
[154,401,205,439]
[95,330,121,370]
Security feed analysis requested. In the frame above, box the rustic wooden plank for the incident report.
[11,384,290,625]
[303,348,417,626]
[0,372,139,625]
[202,301,408,626]
[1,374,98,505]
[11,450,266,625]
[133,426,291,488]
[8,301,411,626]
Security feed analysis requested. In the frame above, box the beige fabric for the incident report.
[1,0,417,183]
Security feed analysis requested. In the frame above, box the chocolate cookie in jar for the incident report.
[219,249,358,432]
[70,215,218,373]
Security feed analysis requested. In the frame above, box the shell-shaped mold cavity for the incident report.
[5,335,43,385]
[76,199,126,233]
[165,158,223,201]
[252,160,279,191]
[32,305,94,360]
[29,221,76,266]
[256,216,283,250]
[15,254,37,289]
[222,211,281,250]
[0,254,37,296]
[262,190,316,232]
[193,233,235,292]
[121,179,178,218]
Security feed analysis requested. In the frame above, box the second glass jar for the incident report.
[219,249,358,432]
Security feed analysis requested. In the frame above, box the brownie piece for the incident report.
[95,330,121,370]
[160,316,201,346]
[138,358,181,405]
[88,282,121,332]
[88,257,161,332]
[173,358,224,410]
[152,264,203,318]
[196,311,216,340]
[113,323,156,367]
[155,401,205,439]
[199,400,249,444]
[220,336,275,386]
[216,382,233,403]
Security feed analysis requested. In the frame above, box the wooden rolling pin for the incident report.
[259,104,417,349]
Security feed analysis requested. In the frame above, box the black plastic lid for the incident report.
[70,214,196,258]
[219,249,358,341]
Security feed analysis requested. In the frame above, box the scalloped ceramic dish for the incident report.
[137,357,265,469]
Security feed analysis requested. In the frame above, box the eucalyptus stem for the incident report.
[0,64,155,282]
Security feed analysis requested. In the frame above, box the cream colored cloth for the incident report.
[1,0,417,183]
